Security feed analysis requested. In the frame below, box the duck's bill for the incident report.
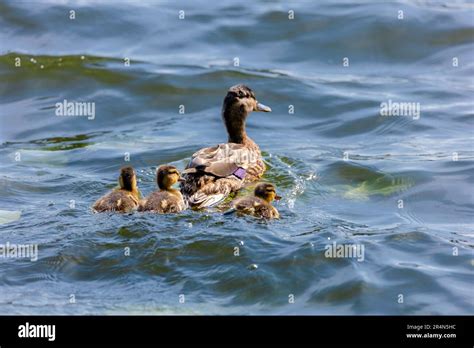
[256,102,272,112]
[178,178,185,183]
[274,195,282,201]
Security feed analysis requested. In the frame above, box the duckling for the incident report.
[181,84,272,209]
[231,183,281,219]
[92,166,140,213]
[138,165,186,213]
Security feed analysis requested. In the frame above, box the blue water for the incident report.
[0,0,473,314]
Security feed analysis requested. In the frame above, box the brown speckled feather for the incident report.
[232,196,279,219]
[92,190,139,213]
[138,190,185,213]
[181,142,266,208]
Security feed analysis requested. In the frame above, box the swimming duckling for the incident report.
[181,84,272,209]
[231,183,281,219]
[138,165,186,213]
[92,166,140,213]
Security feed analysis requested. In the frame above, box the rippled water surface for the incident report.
[0,0,473,314]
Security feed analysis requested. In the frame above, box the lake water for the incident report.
[0,0,473,315]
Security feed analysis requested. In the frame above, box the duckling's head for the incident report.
[254,183,281,203]
[157,165,181,190]
[222,84,271,144]
[118,166,137,192]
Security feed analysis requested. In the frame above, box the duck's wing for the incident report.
[184,143,261,179]
[183,177,241,209]
[181,143,261,208]
[186,143,251,173]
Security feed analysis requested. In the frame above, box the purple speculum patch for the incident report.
[233,167,246,180]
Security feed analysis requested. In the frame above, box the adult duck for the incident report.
[181,84,272,208]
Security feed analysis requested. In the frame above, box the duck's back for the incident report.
[139,190,185,213]
[233,196,279,219]
[187,143,264,178]
[181,143,265,208]
[93,190,138,213]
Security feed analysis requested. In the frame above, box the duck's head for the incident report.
[222,84,271,144]
[254,182,281,203]
[118,166,137,192]
[157,165,182,190]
